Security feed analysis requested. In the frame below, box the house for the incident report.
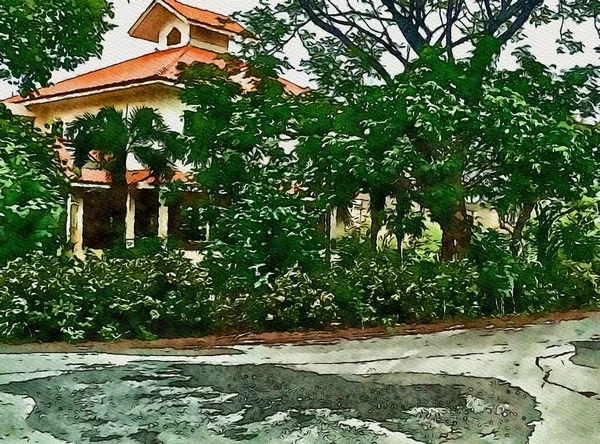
[4,0,304,256]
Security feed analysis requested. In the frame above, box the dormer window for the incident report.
[166,28,182,46]
[128,0,245,52]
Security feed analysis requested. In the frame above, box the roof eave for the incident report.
[15,79,183,107]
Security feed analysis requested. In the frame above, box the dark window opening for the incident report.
[166,28,182,46]
[134,189,160,239]
[83,190,123,249]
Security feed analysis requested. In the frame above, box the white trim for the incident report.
[70,182,163,190]
[125,191,136,248]
[71,183,111,189]
[136,183,156,190]
[128,1,156,37]
[20,80,182,107]
[158,197,169,239]
[156,0,188,25]
[66,194,73,241]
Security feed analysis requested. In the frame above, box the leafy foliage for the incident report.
[2,242,599,342]
[0,0,114,260]
[66,106,181,185]
[65,106,181,246]
[4,0,600,344]
[0,0,114,94]
[0,105,67,262]
[0,252,215,342]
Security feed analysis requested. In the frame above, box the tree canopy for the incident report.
[0,0,114,95]
[0,107,67,261]
[222,0,600,261]
[240,0,600,84]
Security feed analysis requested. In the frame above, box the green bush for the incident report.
[1,240,599,343]
[0,252,214,342]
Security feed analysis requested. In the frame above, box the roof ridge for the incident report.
[155,46,188,76]
[164,0,235,20]
[161,0,244,33]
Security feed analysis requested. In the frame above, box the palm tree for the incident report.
[66,106,180,246]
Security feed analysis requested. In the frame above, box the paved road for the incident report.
[1,313,599,443]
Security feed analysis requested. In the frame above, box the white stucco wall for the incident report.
[157,15,190,50]
[26,83,186,131]
[23,83,188,170]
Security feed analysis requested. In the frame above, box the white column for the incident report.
[68,194,84,258]
[158,197,169,239]
[125,190,135,248]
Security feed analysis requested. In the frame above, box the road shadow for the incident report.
[0,361,540,443]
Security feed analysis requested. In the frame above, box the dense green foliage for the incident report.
[0,0,113,261]
[0,0,114,95]
[3,1,600,343]
[236,1,600,260]
[0,105,67,262]
[1,238,598,342]
[0,252,214,342]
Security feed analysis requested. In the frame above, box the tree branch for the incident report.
[298,0,393,84]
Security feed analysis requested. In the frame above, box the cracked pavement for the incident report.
[0,312,599,443]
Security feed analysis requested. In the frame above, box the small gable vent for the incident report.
[166,28,182,46]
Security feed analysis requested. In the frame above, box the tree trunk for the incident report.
[439,199,471,260]
[510,201,535,256]
[394,182,412,259]
[109,182,129,248]
[370,189,387,252]
[536,204,554,268]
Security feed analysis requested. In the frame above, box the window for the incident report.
[166,28,182,46]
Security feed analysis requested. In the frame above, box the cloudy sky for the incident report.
[1,0,599,99]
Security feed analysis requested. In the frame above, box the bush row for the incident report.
[0,248,598,342]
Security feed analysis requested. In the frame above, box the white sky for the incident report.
[1,0,599,99]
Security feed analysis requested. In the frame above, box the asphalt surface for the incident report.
[1,313,599,443]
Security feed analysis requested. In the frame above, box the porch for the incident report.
[66,182,208,256]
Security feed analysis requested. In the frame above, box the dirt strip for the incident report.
[0,309,597,354]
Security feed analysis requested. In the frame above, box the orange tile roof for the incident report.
[7,45,305,104]
[8,46,223,104]
[163,0,245,34]
[55,140,191,185]
[78,169,190,185]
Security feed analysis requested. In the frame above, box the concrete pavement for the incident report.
[0,313,599,442]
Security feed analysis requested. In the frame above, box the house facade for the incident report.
[3,0,307,256]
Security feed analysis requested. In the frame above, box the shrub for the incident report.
[1,239,599,343]
[0,252,214,342]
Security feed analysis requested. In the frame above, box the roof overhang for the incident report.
[16,80,182,107]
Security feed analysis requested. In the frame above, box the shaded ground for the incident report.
[1,362,537,443]
[1,311,599,443]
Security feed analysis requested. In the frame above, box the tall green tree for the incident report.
[0,0,114,261]
[66,106,180,245]
[178,59,325,287]
[237,0,600,259]
[0,106,67,261]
